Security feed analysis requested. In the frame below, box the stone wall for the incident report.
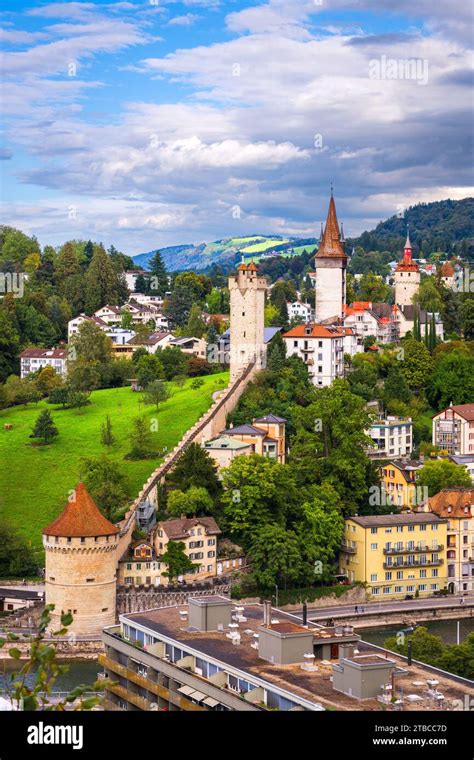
[117,584,232,614]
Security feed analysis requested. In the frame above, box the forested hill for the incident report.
[352,198,474,258]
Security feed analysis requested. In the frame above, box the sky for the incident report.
[1,0,473,256]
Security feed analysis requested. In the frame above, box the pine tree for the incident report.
[266,331,287,372]
[83,240,94,269]
[31,409,58,445]
[134,273,149,294]
[84,244,119,314]
[148,250,169,296]
[100,415,115,448]
[186,304,206,338]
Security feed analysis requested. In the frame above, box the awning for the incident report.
[189,691,206,702]
[177,685,195,696]
[203,697,219,708]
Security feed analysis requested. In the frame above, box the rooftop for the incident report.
[253,414,287,424]
[349,514,447,528]
[204,436,253,450]
[158,516,221,540]
[20,347,67,359]
[429,488,474,518]
[435,403,474,422]
[43,483,119,538]
[283,324,353,339]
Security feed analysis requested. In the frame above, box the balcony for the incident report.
[383,558,444,569]
[341,542,357,554]
[383,544,444,555]
[100,654,205,711]
[300,346,314,353]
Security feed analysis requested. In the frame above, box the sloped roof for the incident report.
[253,414,287,424]
[204,436,253,450]
[283,324,353,338]
[43,483,119,538]
[429,488,474,518]
[20,348,67,359]
[315,195,347,260]
[159,516,221,540]
[223,424,267,437]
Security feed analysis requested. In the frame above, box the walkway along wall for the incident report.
[115,362,257,561]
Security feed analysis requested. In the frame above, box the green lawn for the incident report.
[0,372,228,552]
[241,238,289,254]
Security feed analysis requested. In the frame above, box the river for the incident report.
[360,617,474,647]
[0,658,101,695]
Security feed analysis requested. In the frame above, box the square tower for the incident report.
[228,261,267,382]
[395,231,420,306]
[314,194,347,323]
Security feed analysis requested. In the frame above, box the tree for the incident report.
[0,519,37,577]
[143,379,170,410]
[220,455,297,544]
[383,364,412,407]
[66,389,90,411]
[399,339,434,392]
[84,244,119,314]
[357,272,392,302]
[148,250,169,296]
[69,321,114,391]
[136,354,164,388]
[167,443,220,498]
[416,459,472,497]
[120,309,134,330]
[167,486,214,517]
[161,541,197,581]
[459,295,474,340]
[30,409,58,444]
[385,626,444,665]
[427,350,474,409]
[0,311,19,381]
[100,415,115,449]
[126,416,157,460]
[83,239,94,268]
[82,455,129,520]
[185,304,207,338]
[296,484,345,583]
[266,332,286,372]
[157,345,189,380]
[248,525,302,591]
[347,360,378,401]
[134,273,149,294]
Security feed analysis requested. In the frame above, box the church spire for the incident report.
[315,192,347,259]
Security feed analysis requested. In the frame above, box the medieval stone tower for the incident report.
[43,483,119,636]
[228,260,267,382]
[314,193,347,322]
[395,230,420,306]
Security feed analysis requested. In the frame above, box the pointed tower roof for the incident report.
[315,194,347,259]
[396,224,419,272]
[247,260,258,272]
[43,483,119,538]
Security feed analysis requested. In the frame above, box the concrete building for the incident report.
[0,587,44,613]
[168,336,207,358]
[394,231,420,307]
[339,514,448,599]
[153,517,221,585]
[432,404,474,455]
[427,488,474,594]
[220,414,286,464]
[42,483,119,636]
[100,598,357,711]
[368,414,413,459]
[333,653,405,700]
[20,347,68,379]
[283,323,359,387]
[314,193,347,323]
[228,260,268,381]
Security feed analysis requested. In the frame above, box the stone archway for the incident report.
[448,582,455,594]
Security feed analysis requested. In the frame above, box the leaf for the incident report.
[8,648,22,660]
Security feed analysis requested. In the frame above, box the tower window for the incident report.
[242,312,245,316]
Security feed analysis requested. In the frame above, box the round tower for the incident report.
[394,229,420,306]
[42,483,119,636]
[314,192,347,323]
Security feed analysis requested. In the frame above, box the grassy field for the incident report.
[241,238,289,254]
[0,372,228,552]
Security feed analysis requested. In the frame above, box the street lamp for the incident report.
[274,584,279,609]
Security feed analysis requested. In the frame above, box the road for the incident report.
[287,594,474,622]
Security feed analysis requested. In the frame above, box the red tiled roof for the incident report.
[43,483,119,537]
[441,262,455,277]
[429,489,474,518]
[283,324,353,338]
[159,516,221,540]
[435,404,474,422]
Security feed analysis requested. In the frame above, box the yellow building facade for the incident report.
[379,461,424,510]
[339,514,448,600]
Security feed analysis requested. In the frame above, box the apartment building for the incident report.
[339,514,448,599]
[379,460,425,509]
[432,404,474,455]
[368,415,413,459]
[118,541,161,587]
[427,488,474,595]
[153,517,221,585]
[282,324,360,387]
[287,300,312,323]
[20,347,68,379]
[100,597,363,712]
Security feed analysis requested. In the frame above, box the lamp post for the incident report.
[274,584,279,609]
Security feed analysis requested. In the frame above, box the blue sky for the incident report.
[1,0,472,255]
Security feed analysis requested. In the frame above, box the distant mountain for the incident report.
[133,198,474,272]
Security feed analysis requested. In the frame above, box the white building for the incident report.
[20,347,68,379]
[131,293,165,308]
[169,336,207,358]
[67,313,108,341]
[367,415,413,459]
[127,331,175,355]
[124,269,147,292]
[282,323,359,387]
[287,300,313,323]
[432,404,474,455]
[94,305,122,325]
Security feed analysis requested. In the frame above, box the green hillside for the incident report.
[0,373,228,553]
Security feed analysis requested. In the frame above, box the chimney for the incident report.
[302,602,308,627]
[263,600,272,627]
